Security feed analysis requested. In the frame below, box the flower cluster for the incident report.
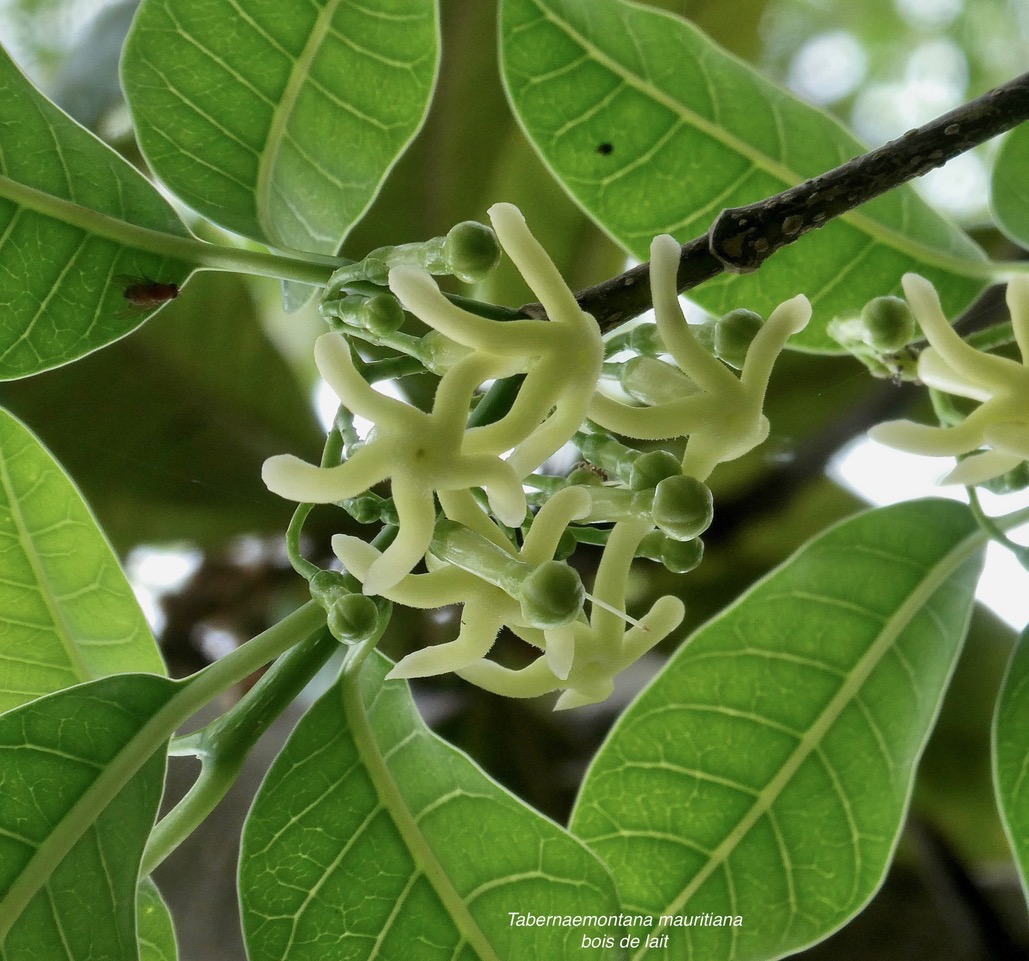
[869,273,1029,486]
[263,204,808,706]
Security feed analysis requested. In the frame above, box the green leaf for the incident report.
[121,0,440,254]
[240,651,623,961]
[0,43,194,380]
[0,673,178,960]
[0,406,165,713]
[500,0,989,350]
[0,271,324,550]
[993,627,1029,905]
[571,499,982,961]
[990,123,1029,249]
[138,878,179,961]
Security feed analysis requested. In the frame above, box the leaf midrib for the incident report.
[627,527,984,961]
[522,0,989,279]
[0,430,91,684]
[257,0,343,247]
[343,670,502,961]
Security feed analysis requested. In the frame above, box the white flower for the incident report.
[869,273,1029,485]
[263,335,525,596]
[263,203,604,595]
[588,233,811,481]
[457,519,685,710]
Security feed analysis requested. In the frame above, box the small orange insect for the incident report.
[117,275,180,311]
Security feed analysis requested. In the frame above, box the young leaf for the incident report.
[0,674,178,960]
[993,627,1029,904]
[0,43,193,380]
[240,651,624,961]
[990,123,1029,250]
[121,0,440,255]
[0,406,165,713]
[500,0,989,350]
[571,499,982,960]
[138,877,179,961]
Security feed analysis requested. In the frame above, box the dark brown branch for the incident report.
[522,71,1029,330]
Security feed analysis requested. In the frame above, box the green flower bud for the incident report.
[861,296,915,352]
[327,593,380,643]
[638,531,704,572]
[443,221,501,283]
[652,475,713,541]
[517,560,585,629]
[627,323,662,355]
[629,450,681,491]
[566,466,606,487]
[715,309,764,369]
[309,569,351,610]
[660,536,703,574]
[357,293,405,334]
[555,529,577,561]
[309,570,379,643]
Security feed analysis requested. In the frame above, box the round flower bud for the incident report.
[309,569,352,610]
[567,467,606,487]
[327,593,380,643]
[715,309,764,369]
[517,560,585,629]
[652,475,713,541]
[443,221,502,283]
[861,296,915,352]
[629,450,681,491]
[660,536,704,574]
[357,293,405,334]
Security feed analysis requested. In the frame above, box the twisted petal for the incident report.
[918,348,992,401]
[315,332,417,427]
[588,390,716,440]
[1008,274,1029,364]
[489,202,583,326]
[388,599,505,679]
[262,442,392,503]
[457,655,561,699]
[650,234,736,395]
[984,421,1029,460]
[868,410,989,456]
[389,264,541,355]
[332,534,477,607]
[362,477,437,595]
[739,294,810,395]
[902,274,1011,391]
[520,486,591,564]
[942,449,1023,486]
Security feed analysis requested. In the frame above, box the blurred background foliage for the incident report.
[0,1,1026,957]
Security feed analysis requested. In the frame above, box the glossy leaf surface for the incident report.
[572,499,982,960]
[500,0,988,349]
[0,271,324,549]
[0,674,177,960]
[240,652,623,961]
[991,123,1029,249]
[0,407,165,714]
[138,878,179,961]
[0,43,192,380]
[121,0,440,254]
[994,627,1029,905]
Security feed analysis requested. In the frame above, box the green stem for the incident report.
[967,490,1029,568]
[143,624,340,873]
[0,174,340,285]
[286,427,347,579]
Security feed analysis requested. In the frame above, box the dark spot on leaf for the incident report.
[597,142,613,155]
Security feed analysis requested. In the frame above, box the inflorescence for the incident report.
[264,203,813,707]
